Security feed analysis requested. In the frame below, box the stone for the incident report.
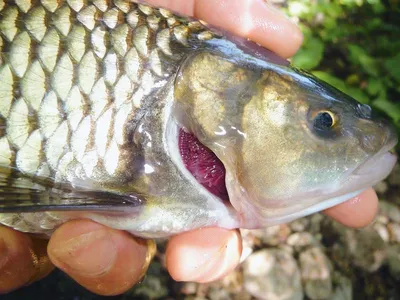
[330,272,352,300]
[387,245,400,279]
[299,247,332,300]
[287,232,317,251]
[290,218,309,232]
[181,282,198,295]
[379,201,400,223]
[375,214,389,225]
[327,222,387,272]
[388,163,400,186]
[232,290,253,300]
[343,226,387,272]
[131,262,169,299]
[261,224,292,246]
[309,213,324,234]
[373,223,390,243]
[388,222,400,243]
[243,249,303,300]
[208,287,231,300]
[220,270,243,293]
[373,180,388,194]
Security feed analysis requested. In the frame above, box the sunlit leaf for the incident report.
[373,99,400,122]
[312,71,347,91]
[347,44,379,76]
[366,78,385,96]
[292,37,324,70]
[312,71,370,103]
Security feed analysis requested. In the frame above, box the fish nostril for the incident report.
[357,104,372,119]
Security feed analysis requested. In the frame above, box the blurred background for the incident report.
[1,0,399,299]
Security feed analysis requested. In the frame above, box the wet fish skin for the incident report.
[0,0,397,237]
[0,0,229,236]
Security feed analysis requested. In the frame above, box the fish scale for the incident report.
[0,0,215,233]
[0,0,211,179]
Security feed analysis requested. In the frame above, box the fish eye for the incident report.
[313,111,336,131]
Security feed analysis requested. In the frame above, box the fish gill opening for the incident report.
[178,128,230,202]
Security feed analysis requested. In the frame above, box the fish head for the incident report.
[173,49,397,227]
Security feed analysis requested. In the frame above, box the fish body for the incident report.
[0,0,397,238]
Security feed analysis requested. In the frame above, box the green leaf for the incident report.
[384,53,400,83]
[347,44,379,76]
[292,37,325,70]
[312,71,370,103]
[312,71,347,92]
[373,99,400,122]
[366,78,385,96]
[347,87,370,104]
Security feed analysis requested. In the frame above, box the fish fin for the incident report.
[0,169,143,213]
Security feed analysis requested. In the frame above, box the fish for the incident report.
[0,0,397,238]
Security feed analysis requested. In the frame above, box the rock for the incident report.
[388,222,400,243]
[330,272,352,300]
[278,244,295,256]
[375,214,389,225]
[181,282,198,295]
[287,232,317,251]
[388,163,400,186]
[261,224,292,246]
[232,290,253,300]
[343,226,387,272]
[243,249,303,300]
[373,223,390,243]
[290,218,309,232]
[309,213,324,234]
[208,287,231,300]
[327,222,387,272]
[299,247,332,300]
[373,180,388,194]
[131,261,169,299]
[220,270,243,294]
[387,245,400,279]
[379,201,400,223]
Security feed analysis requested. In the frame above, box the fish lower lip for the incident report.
[354,151,397,175]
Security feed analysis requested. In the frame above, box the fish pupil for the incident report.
[314,112,334,130]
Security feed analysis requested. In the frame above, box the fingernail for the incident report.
[192,230,241,282]
[0,238,9,270]
[49,230,117,277]
[167,228,242,283]
[138,239,157,280]
[25,238,55,285]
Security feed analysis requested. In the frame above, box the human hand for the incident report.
[0,0,380,296]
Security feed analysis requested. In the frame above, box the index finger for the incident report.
[141,0,303,58]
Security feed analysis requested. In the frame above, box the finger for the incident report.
[48,220,155,296]
[0,226,54,294]
[166,228,242,282]
[323,188,379,228]
[142,0,303,58]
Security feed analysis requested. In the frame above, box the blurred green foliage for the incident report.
[284,0,400,135]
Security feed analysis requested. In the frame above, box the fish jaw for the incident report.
[224,142,397,229]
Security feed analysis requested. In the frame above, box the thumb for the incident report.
[47,220,155,296]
